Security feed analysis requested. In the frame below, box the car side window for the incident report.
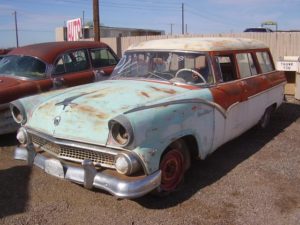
[90,48,118,68]
[236,53,258,78]
[216,55,237,82]
[256,51,274,73]
[53,49,89,75]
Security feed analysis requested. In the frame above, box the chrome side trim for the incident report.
[14,147,161,199]
[124,98,227,118]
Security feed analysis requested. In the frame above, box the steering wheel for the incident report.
[175,68,207,84]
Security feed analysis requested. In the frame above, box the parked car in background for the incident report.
[0,41,119,135]
[244,27,273,32]
[12,38,286,198]
[0,48,13,55]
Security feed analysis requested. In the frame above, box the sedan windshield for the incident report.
[111,51,214,84]
[0,55,46,79]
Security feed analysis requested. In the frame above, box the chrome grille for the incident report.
[30,134,115,168]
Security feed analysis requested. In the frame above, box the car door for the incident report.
[210,53,246,145]
[51,49,94,88]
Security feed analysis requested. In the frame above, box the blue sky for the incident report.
[0,0,299,48]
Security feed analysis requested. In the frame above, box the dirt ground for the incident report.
[0,100,300,225]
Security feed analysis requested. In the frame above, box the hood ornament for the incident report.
[54,116,61,126]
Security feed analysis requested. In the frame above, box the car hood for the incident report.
[27,79,191,146]
[0,76,39,104]
[0,76,22,88]
[0,76,24,104]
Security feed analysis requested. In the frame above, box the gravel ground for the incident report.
[0,100,300,225]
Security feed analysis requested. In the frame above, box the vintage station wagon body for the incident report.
[12,38,286,198]
[0,41,118,135]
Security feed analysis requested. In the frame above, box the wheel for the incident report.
[259,106,274,128]
[160,149,185,192]
[155,141,190,195]
[175,68,207,84]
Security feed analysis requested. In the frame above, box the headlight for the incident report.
[115,153,141,175]
[109,115,133,147]
[16,127,29,145]
[10,102,26,124]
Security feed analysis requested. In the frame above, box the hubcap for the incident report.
[160,149,184,191]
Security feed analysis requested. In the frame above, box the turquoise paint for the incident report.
[19,79,215,174]
[24,80,190,145]
[124,88,215,173]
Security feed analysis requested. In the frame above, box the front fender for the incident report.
[126,100,216,174]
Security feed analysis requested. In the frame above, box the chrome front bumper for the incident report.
[14,146,161,199]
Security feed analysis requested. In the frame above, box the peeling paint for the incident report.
[150,86,177,95]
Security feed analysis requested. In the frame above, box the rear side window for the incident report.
[256,52,274,73]
[90,48,118,68]
[236,53,257,78]
[53,49,89,75]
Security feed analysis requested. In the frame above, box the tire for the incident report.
[153,140,190,196]
[259,106,274,128]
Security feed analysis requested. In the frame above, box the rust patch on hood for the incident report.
[71,104,108,119]
[88,93,105,99]
[150,86,177,94]
[140,91,150,98]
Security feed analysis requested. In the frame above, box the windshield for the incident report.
[0,55,46,79]
[111,51,214,85]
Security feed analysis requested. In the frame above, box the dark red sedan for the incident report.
[0,41,119,135]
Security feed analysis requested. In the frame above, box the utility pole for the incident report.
[185,24,187,34]
[170,23,174,35]
[13,11,19,47]
[181,3,184,35]
[93,0,100,42]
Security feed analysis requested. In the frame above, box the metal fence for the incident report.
[100,32,300,61]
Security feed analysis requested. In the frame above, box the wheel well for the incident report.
[164,135,198,160]
[271,103,277,110]
[180,135,199,159]
[161,135,198,174]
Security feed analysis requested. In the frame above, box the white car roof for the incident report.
[127,37,267,52]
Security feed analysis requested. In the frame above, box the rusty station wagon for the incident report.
[0,41,118,135]
[12,38,286,198]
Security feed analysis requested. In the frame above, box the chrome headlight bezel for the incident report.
[108,115,134,148]
[10,101,27,124]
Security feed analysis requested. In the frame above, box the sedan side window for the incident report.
[53,49,89,75]
[90,48,118,68]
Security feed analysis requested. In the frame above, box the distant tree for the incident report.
[84,21,105,28]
